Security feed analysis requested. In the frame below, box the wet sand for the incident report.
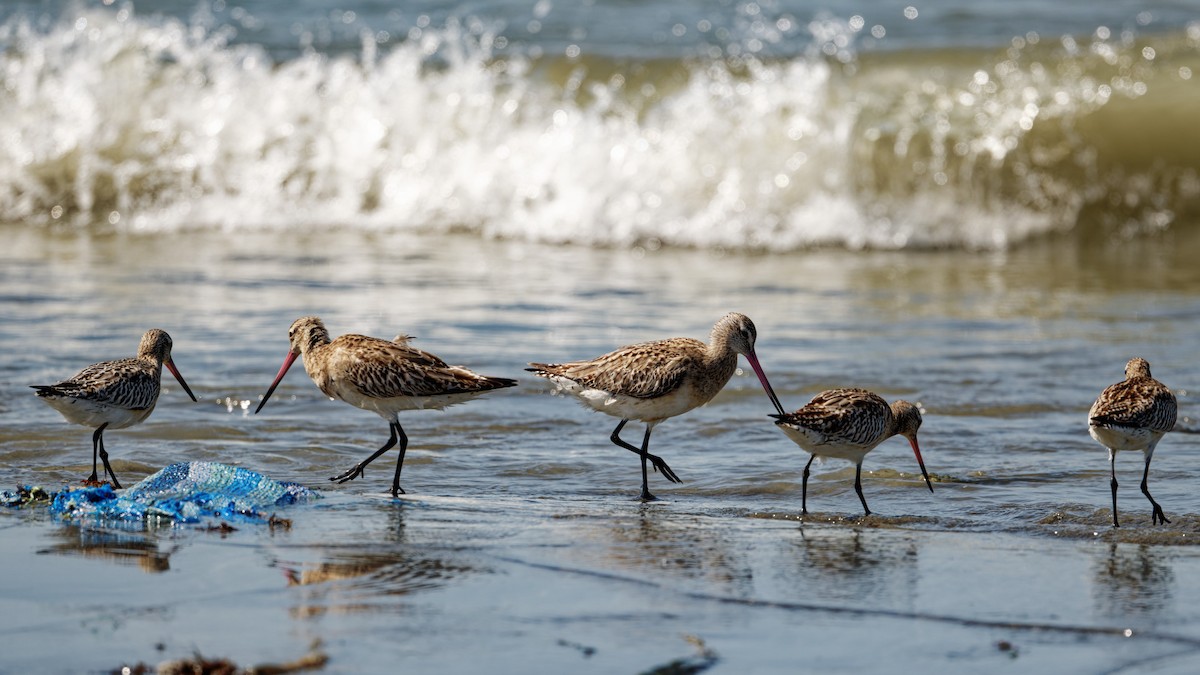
[6,493,1200,673]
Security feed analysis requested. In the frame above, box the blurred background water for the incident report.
[2,1,1200,672]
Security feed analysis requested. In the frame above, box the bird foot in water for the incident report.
[1152,506,1171,526]
[330,465,366,484]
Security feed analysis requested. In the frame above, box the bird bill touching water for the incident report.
[527,312,785,501]
[31,328,197,489]
[254,316,517,497]
[771,388,933,516]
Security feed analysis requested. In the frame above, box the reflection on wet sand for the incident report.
[1040,509,1200,545]
[278,548,483,619]
[37,524,176,573]
[1093,543,1175,619]
[565,508,753,594]
[790,527,920,607]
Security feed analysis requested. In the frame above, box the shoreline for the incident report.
[5,493,1200,672]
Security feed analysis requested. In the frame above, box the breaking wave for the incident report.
[0,6,1198,250]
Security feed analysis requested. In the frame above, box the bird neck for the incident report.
[705,329,737,360]
[300,340,329,376]
[139,354,165,373]
[699,342,740,395]
[886,404,915,439]
[302,326,332,354]
[700,333,731,363]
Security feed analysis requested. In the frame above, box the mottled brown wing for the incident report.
[778,388,889,446]
[330,336,511,399]
[1089,378,1177,433]
[35,358,159,409]
[529,338,703,399]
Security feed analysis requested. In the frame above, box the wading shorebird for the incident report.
[31,328,197,489]
[1088,357,1177,527]
[771,388,932,516]
[526,312,785,501]
[254,316,518,497]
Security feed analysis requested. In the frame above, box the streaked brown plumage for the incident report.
[771,388,932,515]
[31,328,198,488]
[1088,357,1178,527]
[527,312,784,501]
[255,316,517,497]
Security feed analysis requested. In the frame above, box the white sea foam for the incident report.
[0,8,1194,249]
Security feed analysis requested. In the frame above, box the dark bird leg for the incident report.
[391,425,409,499]
[331,421,407,497]
[636,425,656,501]
[1110,453,1120,528]
[92,423,122,489]
[1140,452,1169,525]
[854,462,871,516]
[801,454,816,515]
[88,425,104,484]
[609,419,681,485]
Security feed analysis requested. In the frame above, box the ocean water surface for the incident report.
[2,0,1200,672]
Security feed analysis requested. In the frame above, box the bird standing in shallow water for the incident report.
[526,312,785,501]
[255,316,517,497]
[31,328,197,488]
[771,388,932,516]
[1088,357,1177,528]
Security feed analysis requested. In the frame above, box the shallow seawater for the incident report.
[3,0,1200,670]
[2,228,1200,671]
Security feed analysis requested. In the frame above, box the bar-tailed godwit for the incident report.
[1088,357,1177,527]
[771,388,932,516]
[31,328,197,488]
[254,316,517,497]
[526,312,784,501]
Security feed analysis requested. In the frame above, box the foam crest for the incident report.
[0,8,1196,250]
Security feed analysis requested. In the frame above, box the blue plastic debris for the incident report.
[4,461,316,524]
